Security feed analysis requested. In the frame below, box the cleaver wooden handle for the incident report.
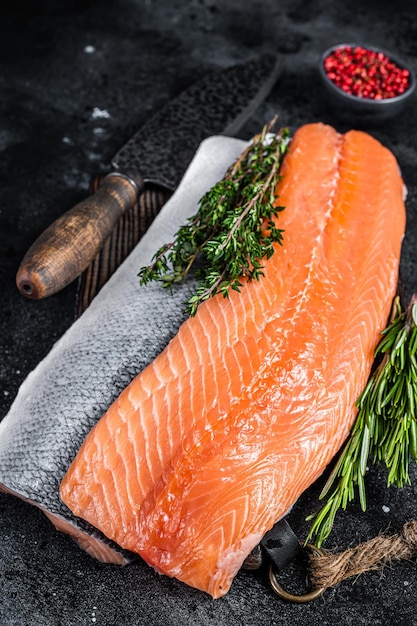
[16,172,144,300]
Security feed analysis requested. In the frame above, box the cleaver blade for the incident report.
[113,54,283,190]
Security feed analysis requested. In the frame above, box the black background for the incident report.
[1,1,417,624]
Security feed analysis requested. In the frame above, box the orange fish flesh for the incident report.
[60,122,406,598]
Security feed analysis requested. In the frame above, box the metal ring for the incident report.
[104,171,140,195]
[268,543,326,603]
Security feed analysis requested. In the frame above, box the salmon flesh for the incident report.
[60,123,406,598]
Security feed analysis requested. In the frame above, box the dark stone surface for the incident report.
[1,1,417,624]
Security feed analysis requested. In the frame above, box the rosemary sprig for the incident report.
[138,119,291,316]
[306,294,417,548]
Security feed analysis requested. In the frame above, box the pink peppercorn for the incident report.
[323,45,410,100]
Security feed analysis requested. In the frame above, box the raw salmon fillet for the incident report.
[60,122,406,598]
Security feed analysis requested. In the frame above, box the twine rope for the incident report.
[309,520,417,589]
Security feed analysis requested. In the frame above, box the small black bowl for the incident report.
[319,43,416,125]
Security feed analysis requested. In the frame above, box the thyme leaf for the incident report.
[138,118,291,315]
[306,294,417,548]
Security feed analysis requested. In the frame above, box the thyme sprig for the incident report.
[306,294,417,548]
[138,118,291,315]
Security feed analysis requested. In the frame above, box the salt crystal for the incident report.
[84,46,96,54]
[382,505,390,513]
[91,107,111,120]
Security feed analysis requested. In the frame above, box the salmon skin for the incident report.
[0,136,247,565]
[60,123,406,598]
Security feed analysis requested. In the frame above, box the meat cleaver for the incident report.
[16,54,283,300]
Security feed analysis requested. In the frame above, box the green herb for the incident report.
[138,118,290,316]
[306,294,417,548]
